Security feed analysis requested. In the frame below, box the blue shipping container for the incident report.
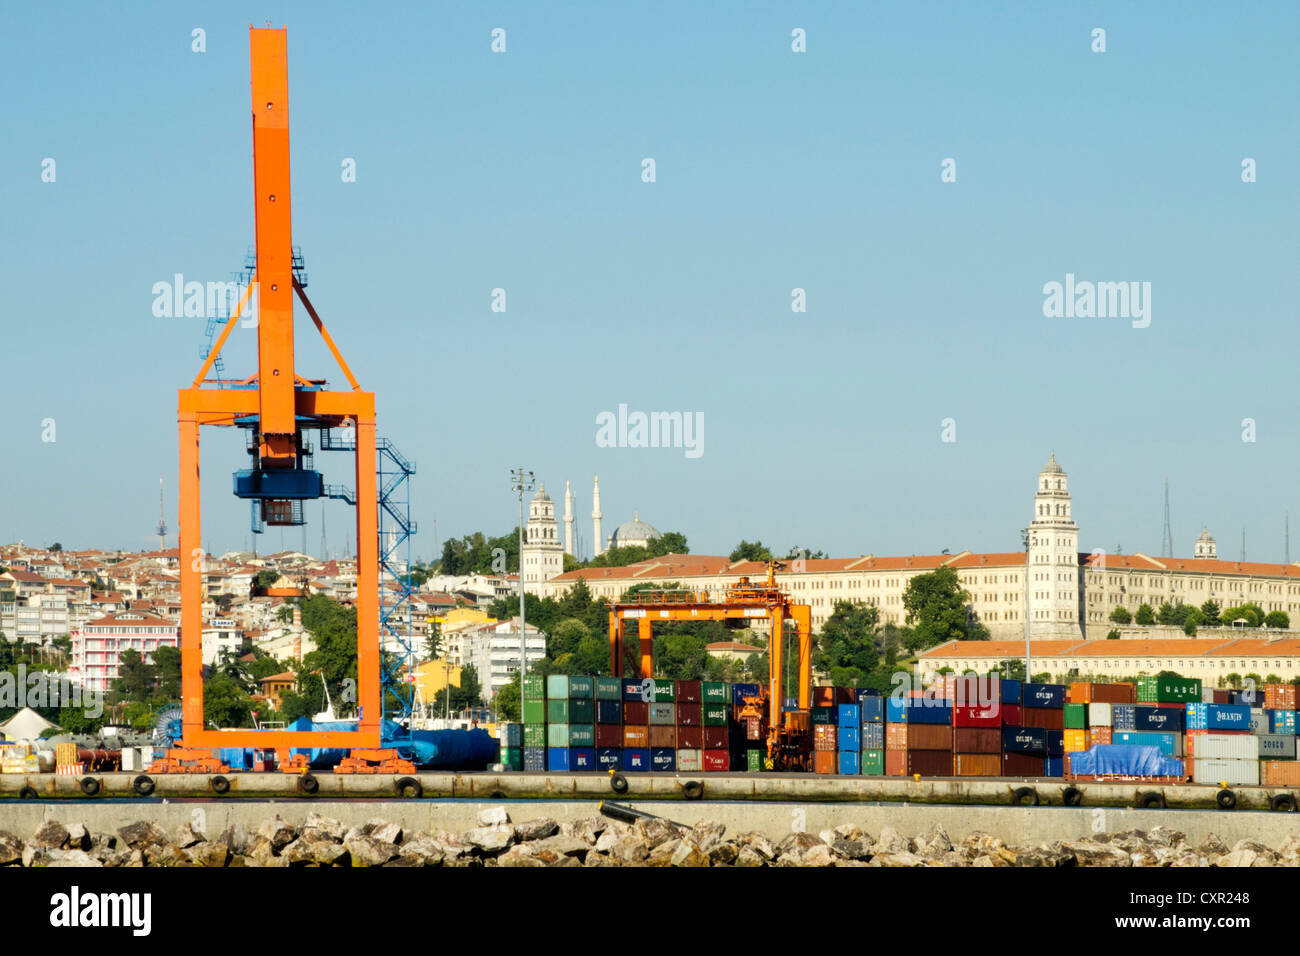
[1270,710,1298,734]
[999,679,1023,705]
[1186,703,1252,730]
[856,688,882,699]
[570,747,597,771]
[1112,705,1136,730]
[1113,731,1179,757]
[888,698,953,724]
[838,751,860,775]
[1044,756,1064,777]
[1134,705,1184,732]
[838,726,861,752]
[1230,689,1263,707]
[547,747,571,772]
[862,723,885,749]
[1046,729,1064,757]
[910,704,952,725]
[523,747,546,772]
[1002,726,1048,754]
[622,748,650,772]
[596,747,622,771]
[732,683,760,708]
[860,697,885,723]
[622,678,648,701]
[838,704,861,726]
[596,700,623,724]
[650,748,676,772]
[1022,683,1067,708]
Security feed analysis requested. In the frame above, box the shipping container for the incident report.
[524,723,546,748]
[651,681,676,703]
[523,699,546,724]
[569,724,596,748]
[622,678,649,702]
[500,747,522,770]
[623,748,650,772]
[1087,702,1112,727]
[596,747,621,771]
[857,687,883,699]
[813,686,836,707]
[1112,730,1180,757]
[677,726,703,750]
[595,724,623,748]
[569,698,595,724]
[547,723,570,748]
[703,750,729,772]
[1211,689,1233,705]
[948,675,1001,708]
[1185,703,1252,730]
[703,727,730,750]
[568,675,595,699]
[954,727,1000,753]
[1000,704,1021,726]
[811,706,835,725]
[862,722,885,749]
[953,704,1001,727]
[1262,760,1300,786]
[907,724,953,750]
[910,704,953,725]
[1258,734,1296,760]
[677,748,702,772]
[1250,710,1270,735]
[813,725,838,752]
[838,751,860,775]
[1022,683,1067,709]
[595,676,623,700]
[596,699,623,725]
[907,750,953,776]
[1265,683,1298,710]
[702,704,729,726]
[811,750,836,774]
[648,702,675,726]
[1230,688,1263,707]
[650,747,675,772]
[523,747,546,771]
[523,673,546,700]
[884,749,908,776]
[860,697,884,723]
[570,747,597,771]
[743,717,763,741]
[623,700,650,725]
[675,703,702,726]
[839,726,861,752]
[1020,707,1065,731]
[1132,705,1184,732]
[1192,757,1258,786]
[675,679,702,703]
[1046,730,1064,757]
[546,699,570,723]
[1063,703,1087,729]
[1271,710,1298,734]
[648,725,676,749]
[1111,705,1135,730]
[1189,733,1258,760]
[1063,729,1089,753]
[497,722,523,748]
[623,725,649,748]
[885,723,909,751]
[885,697,909,723]
[838,704,861,726]
[729,683,758,707]
[1136,675,1201,703]
[999,679,1023,705]
[547,674,570,699]
[955,753,1001,776]
[547,747,571,771]
[1002,752,1045,776]
[860,749,884,775]
[1088,726,1112,746]
[1002,726,1048,754]
[1044,756,1065,778]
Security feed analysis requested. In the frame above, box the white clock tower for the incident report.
[1027,453,1083,639]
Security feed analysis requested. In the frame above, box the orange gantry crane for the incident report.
[170,26,383,763]
[607,563,813,768]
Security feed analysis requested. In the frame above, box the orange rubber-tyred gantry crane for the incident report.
[607,563,812,760]
[174,26,382,754]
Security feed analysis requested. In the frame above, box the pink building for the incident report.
[70,610,179,694]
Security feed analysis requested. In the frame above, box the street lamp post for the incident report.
[511,467,536,718]
[1022,527,1032,683]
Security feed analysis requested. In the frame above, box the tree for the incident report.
[1156,602,1177,626]
[1106,629,1121,640]
[1265,611,1290,629]
[424,620,443,660]
[1223,604,1263,627]
[111,648,156,701]
[1200,600,1221,627]
[1180,606,1204,636]
[253,570,279,591]
[785,546,828,560]
[902,566,987,650]
[1224,672,1242,688]
[495,672,520,721]
[1109,607,1131,625]
[50,543,63,553]
[433,664,484,713]
[203,672,253,727]
[1135,604,1155,626]
[299,594,360,713]
[813,600,881,687]
[276,604,294,624]
[729,540,773,562]
[152,645,181,700]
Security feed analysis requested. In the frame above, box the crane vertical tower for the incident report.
[1161,478,1173,558]
[175,26,381,751]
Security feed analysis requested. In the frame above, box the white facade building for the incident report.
[1027,453,1082,639]
[521,485,564,595]
[466,619,547,702]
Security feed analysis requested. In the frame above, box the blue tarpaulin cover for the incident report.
[280,717,498,770]
[1068,744,1184,777]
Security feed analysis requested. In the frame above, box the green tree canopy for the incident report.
[812,600,881,688]
[729,540,773,562]
[1109,606,1131,625]
[1135,603,1156,626]
[901,566,988,651]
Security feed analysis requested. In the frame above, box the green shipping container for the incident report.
[547,699,570,723]
[811,707,835,725]
[569,724,596,747]
[523,673,546,700]
[500,747,522,770]
[595,677,623,700]
[746,749,763,772]
[703,704,729,726]
[1137,675,1201,703]
[651,680,676,703]
[547,722,570,747]
[523,700,546,724]
[546,674,570,699]
[568,675,595,699]
[523,724,546,748]
[1064,703,1088,729]
[569,697,595,723]
[702,681,730,703]
[861,749,885,775]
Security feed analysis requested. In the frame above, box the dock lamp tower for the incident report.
[511,467,536,709]
[1021,527,1031,683]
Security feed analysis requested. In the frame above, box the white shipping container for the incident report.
[122,747,138,772]
[1087,702,1112,727]
[1250,711,1270,735]
[676,749,702,772]
[1201,688,1216,704]
[1193,757,1260,786]
[1257,734,1297,760]
[1195,734,1260,760]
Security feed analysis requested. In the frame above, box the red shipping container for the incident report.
[955,753,1001,776]
[595,724,623,748]
[1088,726,1112,746]
[813,751,837,774]
[885,723,909,751]
[813,686,836,707]
[835,686,857,705]
[674,680,702,703]
[1002,752,1044,776]
[1266,683,1297,710]
[907,724,952,750]
[1211,689,1232,704]
[1152,701,1183,709]
[675,703,702,726]
[907,750,953,776]
[703,726,730,750]
[1001,704,1021,725]
[884,749,908,776]
[648,725,676,748]
[702,750,729,772]
[953,704,1001,727]
[1262,761,1300,786]
[676,726,703,749]
[813,725,838,752]
[1069,682,1135,704]
[1020,706,1064,731]
[623,701,649,724]
[953,728,1000,753]
[623,725,649,747]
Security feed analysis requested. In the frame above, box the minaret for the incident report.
[564,480,575,556]
[592,475,604,556]
[155,476,168,551]
[1026,453,1082,640]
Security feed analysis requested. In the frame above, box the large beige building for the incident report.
[539,455,1300,640]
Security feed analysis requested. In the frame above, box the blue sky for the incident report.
[2,1,1297,563]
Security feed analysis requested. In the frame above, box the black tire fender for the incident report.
[296,772,319,795]
[1061,785,1083,807]
[610,772,629,795]
[1011,786,1039,806]
[1270,793,1296,812]
[79,776,100,796]
[210,774,230,795]
[1138,790,1165,809]
[1216,788,1237,811]
[682,780,703,800]
[132,774,155,797]
[18,786,38,800]
[395,776,422,799]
